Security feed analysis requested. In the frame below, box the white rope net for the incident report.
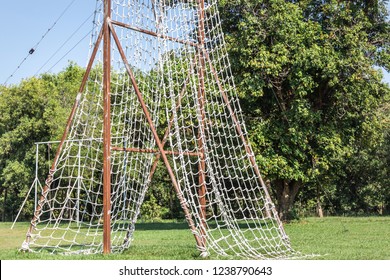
[23,0,301,259]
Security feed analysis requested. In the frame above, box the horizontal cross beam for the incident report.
[111,20,198,48]
[111,146,203,158]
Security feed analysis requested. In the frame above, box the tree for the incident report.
[330,93,390,215]
[219,0,390,220]
[0,63,84,221]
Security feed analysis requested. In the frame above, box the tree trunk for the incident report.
[2,188,7,222]
[316,185,324,218]
[169,187,174,219]
[274,180,301,222]
[316,200,324,218]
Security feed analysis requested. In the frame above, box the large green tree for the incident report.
[219,0,390,220]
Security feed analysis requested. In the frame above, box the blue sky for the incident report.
[0,0,97,85]
[0,0,389,86]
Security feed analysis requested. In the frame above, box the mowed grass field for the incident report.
[0,217,389,260]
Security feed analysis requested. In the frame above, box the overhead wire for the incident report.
[46,30,94,74]
[44,2,102,74]
[34,10,97,76]
[2,0,77,85]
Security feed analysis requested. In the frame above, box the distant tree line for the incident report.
[0,0,389,222]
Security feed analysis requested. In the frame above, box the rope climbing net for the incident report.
[23,0,302,259]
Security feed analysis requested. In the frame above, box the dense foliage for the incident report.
[0,0,389,222]
[0,63,84,221]
[219,0,390,219]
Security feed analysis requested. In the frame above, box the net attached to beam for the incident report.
[23,0,301,259]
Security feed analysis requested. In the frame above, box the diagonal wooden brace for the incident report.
[109,21,204,250]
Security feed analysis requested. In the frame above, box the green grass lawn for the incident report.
[1,216,389,260]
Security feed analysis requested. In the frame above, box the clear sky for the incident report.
[0,0,97,85]
[0,0,389,86]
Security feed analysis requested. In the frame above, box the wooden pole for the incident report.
[102,0,112,254]
[196,0,207,250]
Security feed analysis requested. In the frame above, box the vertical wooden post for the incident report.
[103,0,112,254]
[196,0,207,250]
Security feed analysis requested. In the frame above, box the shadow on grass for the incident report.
[135,221,189,231]
[134,220,274,231]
